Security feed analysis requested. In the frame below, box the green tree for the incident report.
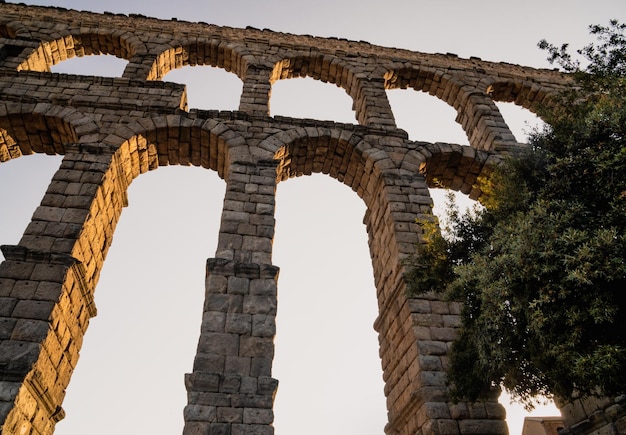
[406,20,626,408]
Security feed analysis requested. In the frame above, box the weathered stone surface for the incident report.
[10,319,49,342]
[225,313,251,335]
[11,300,55,321]
[0,3,600,435]
[251,314,274,337]
[217,407,243,423]
[224,357,251,376]
[183,404,217,422]
[459,419,508,434]
[197,332,240,356]
[242,408,273,425]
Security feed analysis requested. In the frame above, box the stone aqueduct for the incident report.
[0,3,623,435]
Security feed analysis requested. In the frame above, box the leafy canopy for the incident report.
[406,20,626,408]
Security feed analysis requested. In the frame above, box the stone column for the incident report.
[364,168,507,435]
[184,158,279,435]
[455,91,518,152]
[355,77,397,129]
[123,54,157,81]
[239,66,272,117]
[0,145,128,435]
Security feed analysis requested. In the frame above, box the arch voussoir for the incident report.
[0,102,97,158]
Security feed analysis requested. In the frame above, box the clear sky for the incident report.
[1,1,625,434]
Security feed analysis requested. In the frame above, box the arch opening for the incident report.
[270,76,356,124]
[270,130,393,433]
[148,41,247,81]
[53,165,226,435]
[19,32,134,73]
[387,88,468,144]
[49,54,128,77]
[0,153,63,260]
[272,174,386,434]
[494,101,545,144]
[163,65,243,111]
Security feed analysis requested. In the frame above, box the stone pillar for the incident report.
[0,145,128,435]
[456,91,518,152]
[239,66,272,117]
[364,169,507,435]
[355,77,397,129]
[184,158,279,435]
[0,247,91,435]
[123,54,156,81]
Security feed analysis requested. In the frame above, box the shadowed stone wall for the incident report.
[0,3,623,434]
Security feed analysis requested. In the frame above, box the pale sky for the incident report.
[1,1,625,434]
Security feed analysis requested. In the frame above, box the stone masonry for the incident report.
[0,3,624,434]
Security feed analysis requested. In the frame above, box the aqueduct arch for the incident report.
[0,3,624,435]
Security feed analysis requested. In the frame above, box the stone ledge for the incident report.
[206,258,279,280]
[0,245,77,266]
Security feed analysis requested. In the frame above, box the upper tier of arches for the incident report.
[0,3,571,153]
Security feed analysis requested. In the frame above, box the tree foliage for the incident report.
[406,21,626,408]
